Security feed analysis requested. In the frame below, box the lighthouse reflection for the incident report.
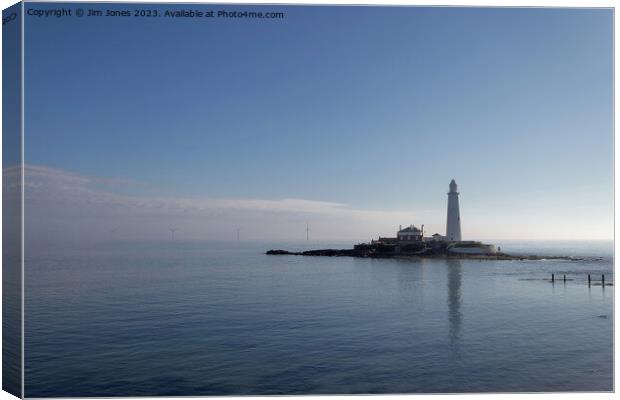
[446,259,463,356]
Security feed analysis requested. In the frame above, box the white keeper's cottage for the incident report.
[397,224,424,242]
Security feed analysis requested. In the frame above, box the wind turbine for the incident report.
[305,222,310,241]
[106,227,120,241]
[169,228,178,241]
[236,228,241,241]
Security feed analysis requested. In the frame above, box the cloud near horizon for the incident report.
[6,165,612,243]
[10,165,428,243]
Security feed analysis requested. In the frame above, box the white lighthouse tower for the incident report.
[446,179,462,242]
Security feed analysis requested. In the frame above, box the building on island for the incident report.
[446,179,462,241]
[425,233,446,242]
[447,241,497,255]
[358,179,497,256]
[397,224,423,242]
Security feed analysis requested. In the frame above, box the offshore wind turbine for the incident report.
[236,228,241,241]
[169,228,178,241]
[305,222,310,241]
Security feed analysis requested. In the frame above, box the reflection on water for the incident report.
[23,241,613,396]
[446,260,462,358]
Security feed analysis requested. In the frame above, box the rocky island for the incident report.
[267,180,591,262]
[265,244,585,261]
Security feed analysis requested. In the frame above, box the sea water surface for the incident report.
[24,240,613,396]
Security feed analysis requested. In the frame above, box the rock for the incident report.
[266,249,298,255]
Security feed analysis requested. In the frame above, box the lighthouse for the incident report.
[446,179,462,241]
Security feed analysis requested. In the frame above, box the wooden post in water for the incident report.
[563,274,566,282]
[588,274,591,287]
[551,273,554,283]
[602,274,605,286]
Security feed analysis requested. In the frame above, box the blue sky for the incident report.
[22,5,613,240]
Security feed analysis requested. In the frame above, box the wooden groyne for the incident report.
[551,273,613,287]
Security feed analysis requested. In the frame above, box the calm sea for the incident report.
[23,240,613,396]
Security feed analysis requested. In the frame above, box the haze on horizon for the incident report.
[20,5,612,242]
[13,164,612,243]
